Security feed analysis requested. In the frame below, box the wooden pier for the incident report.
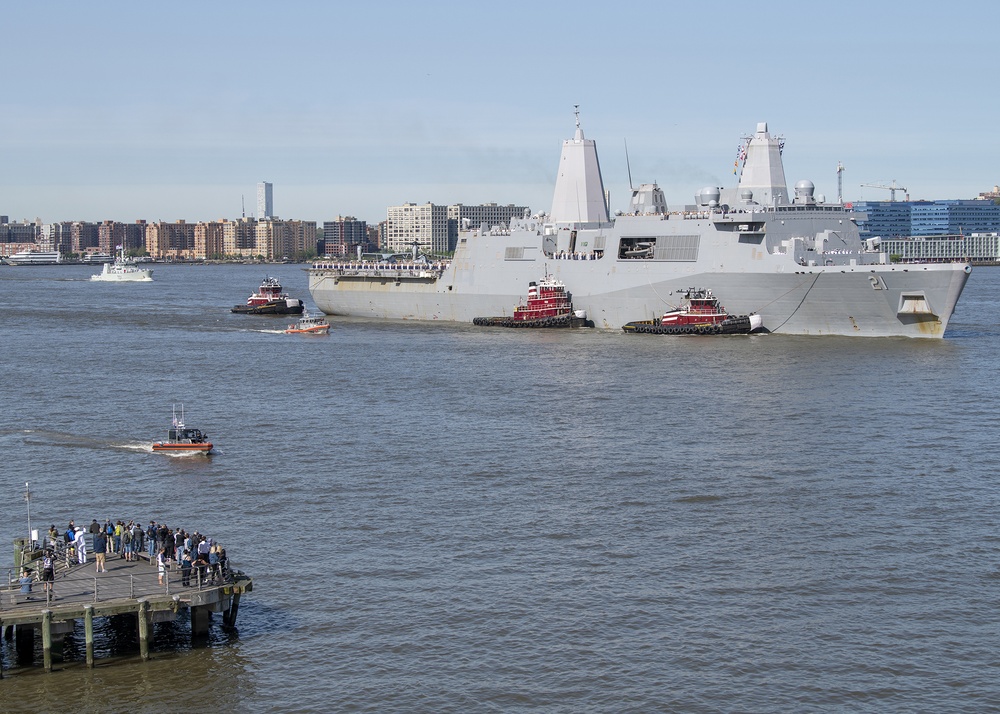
[0,551,252,672]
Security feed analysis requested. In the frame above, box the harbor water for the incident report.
[1,263,999,712]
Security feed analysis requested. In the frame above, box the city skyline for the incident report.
[3,2,999,226]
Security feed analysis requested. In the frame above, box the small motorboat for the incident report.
[622,288,763,335]
[285,312,331,334]
[232,276,304,315]
[152,405,213,453]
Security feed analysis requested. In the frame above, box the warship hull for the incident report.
[308,116,970,338]
[309,258,968,338]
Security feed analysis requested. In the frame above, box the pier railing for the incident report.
[3,562,235,609]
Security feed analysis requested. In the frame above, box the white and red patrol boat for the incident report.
[152,406,213,454]
[623,288,763,335]
[473,275,592,328]
[285,312,331,334]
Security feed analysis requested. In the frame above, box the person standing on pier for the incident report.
[122,524,133,561]
[192,551,210,585]
[157,546,169,585]
[75,527,88,564]
[65,521,76,559]
[94,529,108,573]
[41,550,55,597]
[157,523,169,559]
[20,568,33,600]
[147,521,157,558]
[130,522,143,558]
[209,543,221,583]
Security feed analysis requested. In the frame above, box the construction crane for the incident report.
[861,180,909,202]
[837,161,845,204]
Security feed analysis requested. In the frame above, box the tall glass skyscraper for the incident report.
[257,182,273,219]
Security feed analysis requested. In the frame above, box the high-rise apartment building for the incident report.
[322,216,368,257]
[98,221,147,254]
[253,219,317,261]
[257,182,274,219]
[447,203,529,250]
[222,217,258,257]
[71,222,100,253]
[194,221,227,259]
[2,219,40,245]
[146,220,196,259]
[40,223,73,253]
[385,202,449,254]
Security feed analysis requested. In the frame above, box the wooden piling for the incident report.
[137,599,150,661]
[85,605,94,668]
[15,624,34,665]
[191,606,210,637]
[42,609,52,671]
[225,592,242,626]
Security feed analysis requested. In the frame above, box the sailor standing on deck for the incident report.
[75,527,88,564]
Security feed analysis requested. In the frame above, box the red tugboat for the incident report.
[622,288,763,335]
[474,275,593,328]
[232,276,304,315]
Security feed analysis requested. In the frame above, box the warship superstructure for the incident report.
[308,112,971,338]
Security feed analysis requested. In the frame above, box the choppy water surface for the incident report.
[1,263,999,712]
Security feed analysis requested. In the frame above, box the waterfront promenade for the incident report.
[0,543,251,672]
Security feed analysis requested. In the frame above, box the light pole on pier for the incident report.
[25,482,32,548]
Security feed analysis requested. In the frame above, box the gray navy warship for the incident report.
[308,111,971,338]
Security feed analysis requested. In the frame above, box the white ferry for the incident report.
[4,250,62,266]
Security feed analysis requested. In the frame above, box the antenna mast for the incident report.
[625,139,634,191]
[837,161,844,204]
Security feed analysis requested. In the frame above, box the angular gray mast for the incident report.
[549,106,609,224]
[737,122,789,207]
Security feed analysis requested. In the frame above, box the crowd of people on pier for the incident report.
[17,518,230,599]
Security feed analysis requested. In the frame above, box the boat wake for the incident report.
[156,448,215,458]
[16,430,151,452]
[114,442,155,453]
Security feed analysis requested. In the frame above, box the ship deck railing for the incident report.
[311,261,450,278]
[548,251,603,260]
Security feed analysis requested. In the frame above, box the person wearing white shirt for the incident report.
[75,527,88,564]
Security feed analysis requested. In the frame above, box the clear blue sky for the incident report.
[2,1,998,225]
